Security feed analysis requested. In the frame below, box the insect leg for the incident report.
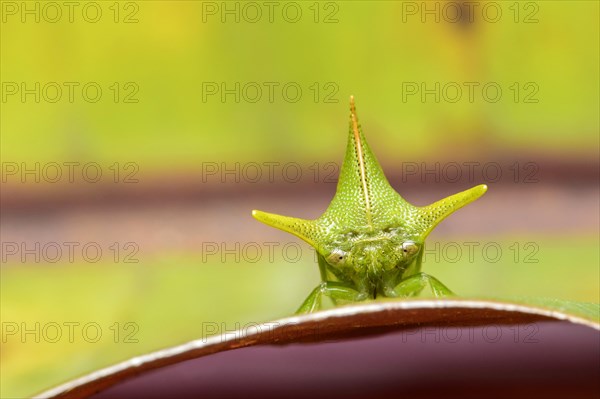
[392,272,455,298]
[295,281,365,314]
[317,253,339,306]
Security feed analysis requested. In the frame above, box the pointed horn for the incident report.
[252,210,318,247]
[325,96,399,226]
[417,184,488,239]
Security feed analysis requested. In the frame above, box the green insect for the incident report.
[253,96,487,314]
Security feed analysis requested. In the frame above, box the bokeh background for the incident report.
[1,1,598,397]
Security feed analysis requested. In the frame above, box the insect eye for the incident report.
[401,241,419,256]
[327,249,347,265]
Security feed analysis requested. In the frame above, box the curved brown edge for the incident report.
[35,299,599,399]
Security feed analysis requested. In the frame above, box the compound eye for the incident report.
[326,249,347,265]
[401,241,419,256]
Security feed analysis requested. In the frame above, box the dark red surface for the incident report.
[93,322,600,399]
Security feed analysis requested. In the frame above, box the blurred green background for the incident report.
[1,1,598,398]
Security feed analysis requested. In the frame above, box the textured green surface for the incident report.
[253,98,487,311]
[503,296,600,323]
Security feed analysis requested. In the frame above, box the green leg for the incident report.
[392,272,455,298]
[316,253,338,306]
[316,253,329,282]
[296,281,365,314]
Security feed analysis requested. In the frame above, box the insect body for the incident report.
[253,97,487,313]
